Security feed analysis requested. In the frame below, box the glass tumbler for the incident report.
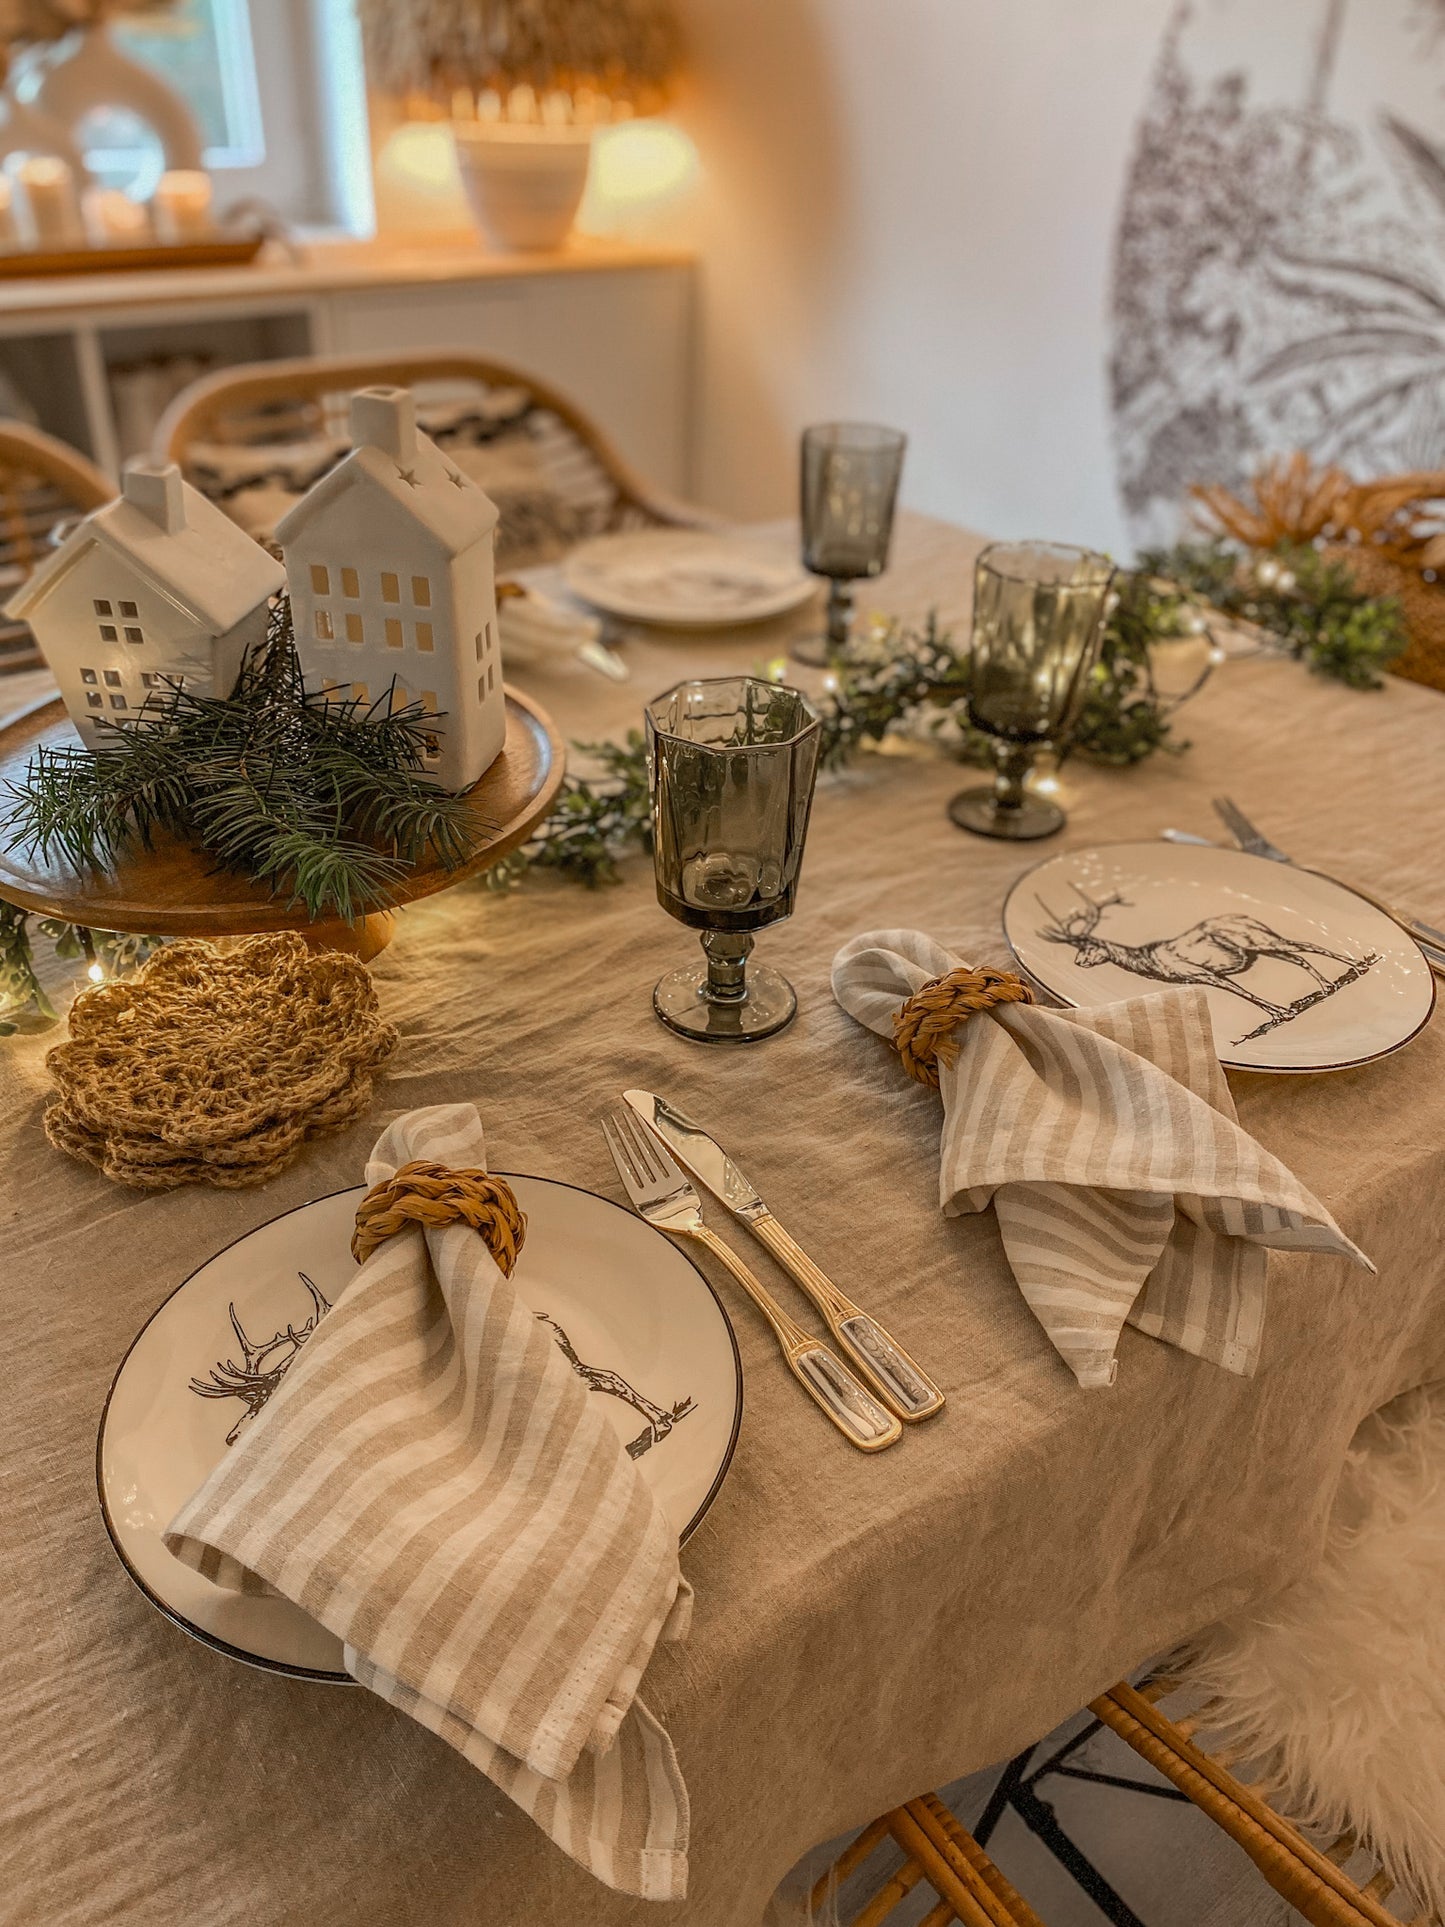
[646,676,821,1043]
[792,422,907,668]
[948,541,1115,840]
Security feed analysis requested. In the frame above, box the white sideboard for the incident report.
[0,237,697,496]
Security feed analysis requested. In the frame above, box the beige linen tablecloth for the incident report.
[4,514,1445,1926]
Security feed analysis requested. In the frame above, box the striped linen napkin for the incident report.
[833,931,1373,1389]
[165,1104,693,1902]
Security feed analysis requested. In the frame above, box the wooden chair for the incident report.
[810,1792,1049,1927]
[154,348,715,570]
[0,422,113,674]
[1091,1676,1439,1926]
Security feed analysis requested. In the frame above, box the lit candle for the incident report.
[151,169,213,243]
[18,156,83,247]
[83,187,151,247]
[0,175,18,251]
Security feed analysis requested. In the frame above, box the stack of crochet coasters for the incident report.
[45,933,399,1189]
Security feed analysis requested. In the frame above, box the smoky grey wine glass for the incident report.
[792,422,907,668]
[645,676,821,1043]
[949,540,1115,840]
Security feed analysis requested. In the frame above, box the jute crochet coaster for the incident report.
[45,934,399,1190]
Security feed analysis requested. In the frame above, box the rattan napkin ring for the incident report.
[44,933,398,1190]
[893,964,1035,1087]
[352,1160,527,1273]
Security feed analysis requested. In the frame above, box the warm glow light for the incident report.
[372,123,470,233]
[587,121,698,213]
[86,961,105,983]
[1032,773,1062,797]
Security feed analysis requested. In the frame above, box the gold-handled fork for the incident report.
[601,1108,902,1453]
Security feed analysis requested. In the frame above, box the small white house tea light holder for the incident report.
[278,385,508,792]
[4,459,284,745]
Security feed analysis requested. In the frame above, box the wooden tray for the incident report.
[0,235,265,280]
[0,689,565,958]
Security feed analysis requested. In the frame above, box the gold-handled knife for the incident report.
[623,1089,945,1423]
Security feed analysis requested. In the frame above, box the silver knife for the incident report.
[624,1089,945,1422]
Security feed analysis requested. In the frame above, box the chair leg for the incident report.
[1091,1681,1407,1927]
[808,1792,1050,1927]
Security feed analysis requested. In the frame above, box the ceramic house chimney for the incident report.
[350,386,418,466]
[122,459,187,536]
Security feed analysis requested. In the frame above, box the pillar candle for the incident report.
[17,156,82,246]
[151,169,212,243]
[83,187,151,247]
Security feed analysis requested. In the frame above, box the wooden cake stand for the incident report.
[0,689,565,960]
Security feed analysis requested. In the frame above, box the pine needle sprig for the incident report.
[2,597,481,921]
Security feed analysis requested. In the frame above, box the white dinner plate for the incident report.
[563,530,816,627]
[1002,841,1436,1074]
[98,1175,743,1681]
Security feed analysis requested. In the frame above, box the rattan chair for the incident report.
[0,422,114,674]
[810,1792,1049,1927]
[154,349,715,571]
[1091,1676,1439,1926]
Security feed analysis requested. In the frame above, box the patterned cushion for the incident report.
[183,391,622,573]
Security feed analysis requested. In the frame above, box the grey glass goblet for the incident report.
[948,540,1115,841]
[646,676,821,1043]
[791,422,907,668]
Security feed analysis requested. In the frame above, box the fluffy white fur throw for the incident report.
[1178,1384,1445,1918]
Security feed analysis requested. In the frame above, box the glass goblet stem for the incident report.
[991,738,1034,815]
[702,930,753,1005]
[825,578,854,659]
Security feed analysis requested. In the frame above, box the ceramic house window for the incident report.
[345,613,363,644]
[412,576,431,607]
[99,623,117,641]
[487,661,495,694]
[352,682,368,704]
[341,567,359,599]
[416,622,433,651]
[103,669,121,686]
[86,691,102,708]
[381,573,399,602]
[120,601,137,618]
[110,693,126,709]
[310,565,329,595]
[474,630,484,661]
[81,668,96,684]
[385,619,403,649]
[124,626,143,644]
[315,609,333,641]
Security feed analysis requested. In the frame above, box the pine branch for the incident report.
[2,597,482,923]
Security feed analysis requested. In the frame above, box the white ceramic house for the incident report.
[276,386,506,791]
[5,461,284,746]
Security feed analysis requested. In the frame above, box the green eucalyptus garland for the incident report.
[0,537,1407,1029]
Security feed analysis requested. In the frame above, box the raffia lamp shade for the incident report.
[356,0,682,118]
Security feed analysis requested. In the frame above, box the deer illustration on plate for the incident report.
[1035,885,1378,1042]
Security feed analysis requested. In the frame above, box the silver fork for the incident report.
[1213,795,1445,958]
[601,1109,902,1453]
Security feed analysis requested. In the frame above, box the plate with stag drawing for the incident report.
[97,1176,742,1681]
[1001,841,1436,1074]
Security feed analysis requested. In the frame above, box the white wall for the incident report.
[673,0,1175,548]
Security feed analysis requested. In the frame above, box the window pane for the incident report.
[412,576,431,607]
[381,572,399,602]
[315,609,333,641]
[416,623,433,652]
[341,567,359,599]
[311,564,329,595]
[113,0,265,168]
[345,613,363,643]
[385,618,402,649]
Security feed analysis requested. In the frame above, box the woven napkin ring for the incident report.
[892,965,1035,1087]
[352,1159,528,1273]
